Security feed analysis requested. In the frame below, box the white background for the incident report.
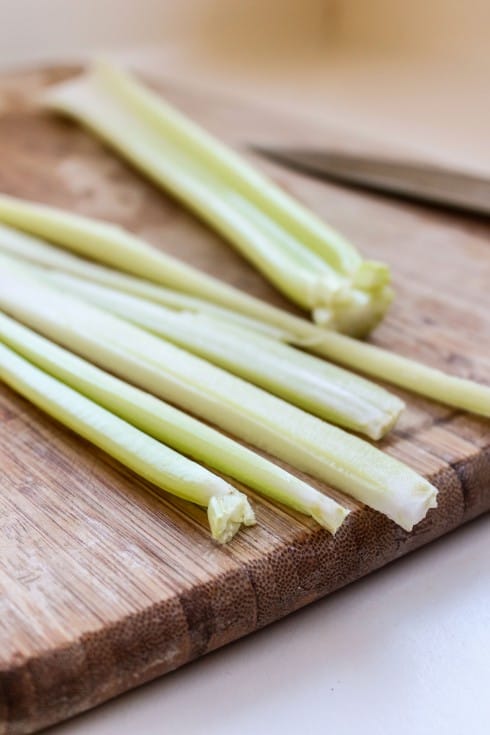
[1,3,489,733]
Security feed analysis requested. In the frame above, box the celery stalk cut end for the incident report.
[208,491,256,544]
[365,396,405,441]
[353,260,391,290]
[312,285,394,337]
[393,480,438,532]
[310,496,350,534]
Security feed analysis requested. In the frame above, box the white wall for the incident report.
[1,0,188,67]
[0,0,335,69]
[2,0,488,70]
[1,1,488,170]
[334,0,489,70]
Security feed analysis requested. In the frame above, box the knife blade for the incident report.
[253,146,490,217]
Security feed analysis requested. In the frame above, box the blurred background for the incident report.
[1,0,489,169]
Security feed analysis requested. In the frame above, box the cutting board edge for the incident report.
[3,492,489,735]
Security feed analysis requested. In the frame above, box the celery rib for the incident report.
[0,208,487,419]
[0,222,287,339]
[5,253,403,439]
[0,311,348,534]
[94,61,362,275]
[0,340,255,543]
[303,329,490,418]
[41,61,392,335]
[0,262,438,531]
[0,194,311,331]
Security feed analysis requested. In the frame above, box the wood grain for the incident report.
[0,66,488,735]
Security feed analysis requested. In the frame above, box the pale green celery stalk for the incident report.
[94,61,360,274]
[0,194,389,338]
[305,329,490,418]
[0,236,404,439]
[44,73,337,312]
[41,65,392,334]
[38,267,404,439]
[0,260,438,531]
[227,193,393,335]
[0,193,323,331]
[0,312,348,533]
[0,231,405,438]
[42,73,341,316]
[0,217,487,419]
[0,341,255,544]
[0,193,385,338]
[0,222,286,339]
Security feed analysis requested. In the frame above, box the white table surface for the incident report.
[48,515,490,735]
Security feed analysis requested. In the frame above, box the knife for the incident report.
[253,146,490,217]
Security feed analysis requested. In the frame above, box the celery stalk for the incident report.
[7,253,403,439]
[0,222,287,339]
[0,194,316,331]
[0,212,487,418]
[0,260,438,530]
[41,62,392,335]
[0,340,255,543]
[0,312,348,533]
[94,61,362,275]
[0,192,386,337]
[304,329,490,418]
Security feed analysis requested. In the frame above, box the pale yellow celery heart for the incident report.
[40,64,392,334]
[0,341,255,543]
[0,261,438,531]
[38,267,403,439]
[0,311,349,534]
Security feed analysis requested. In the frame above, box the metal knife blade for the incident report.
[253,146,490,217]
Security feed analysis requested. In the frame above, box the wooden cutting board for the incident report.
[0,66,489,735]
